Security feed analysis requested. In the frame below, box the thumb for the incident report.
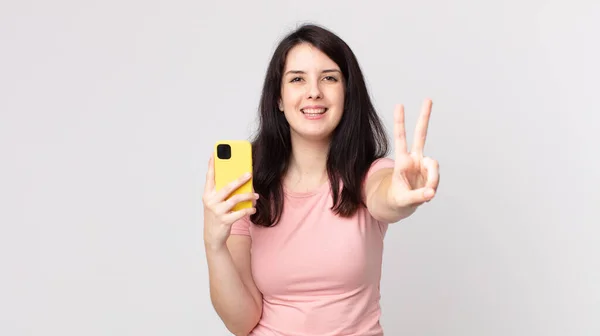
[204,153,216,194]
[401,187,435,206]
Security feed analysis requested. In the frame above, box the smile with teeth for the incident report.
[301,108,328,116]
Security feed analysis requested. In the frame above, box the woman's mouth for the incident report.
[301,107,328,118]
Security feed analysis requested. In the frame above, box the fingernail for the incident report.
[244,172,251,178]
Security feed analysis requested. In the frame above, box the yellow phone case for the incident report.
[213,140,253,211]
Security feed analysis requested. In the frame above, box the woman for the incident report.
[202,24,439,336]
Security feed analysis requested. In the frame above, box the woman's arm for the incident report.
[364,100,440,223]
[206,235,262,336]
[365,168,419,223]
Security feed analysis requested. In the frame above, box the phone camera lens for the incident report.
[216,144,231,159]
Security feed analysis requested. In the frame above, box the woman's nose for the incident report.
[306,82,322,99]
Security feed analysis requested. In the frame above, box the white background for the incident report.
[1,0,599,335]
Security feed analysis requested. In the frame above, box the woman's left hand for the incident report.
[387,98,440,210]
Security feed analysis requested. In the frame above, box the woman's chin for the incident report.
[291,127,334,142]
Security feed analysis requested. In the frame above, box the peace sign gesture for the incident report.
[387,99,440,209]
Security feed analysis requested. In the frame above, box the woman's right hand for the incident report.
[202,154,258,251]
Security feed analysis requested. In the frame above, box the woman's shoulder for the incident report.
[230,215,252,236]
[365,157,395,179]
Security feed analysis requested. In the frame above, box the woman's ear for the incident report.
[278,99,283,112]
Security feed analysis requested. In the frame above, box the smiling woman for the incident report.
[250,26,395,224]
[201,23,440,336]
[279,45,345,141]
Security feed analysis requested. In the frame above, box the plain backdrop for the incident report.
[1,0,599,335]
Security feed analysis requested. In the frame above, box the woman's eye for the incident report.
[290,77,303,82]
[324,76,338,82]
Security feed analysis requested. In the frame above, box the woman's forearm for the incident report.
[206,246,261,335]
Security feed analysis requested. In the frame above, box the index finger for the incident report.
[215,172,252,201]
[411,98,432,156]
[204,153,215,194]
[394,104,407,157]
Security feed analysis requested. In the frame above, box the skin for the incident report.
[366,100,441,223]
[202,42,440,335]
[278,42,346,192]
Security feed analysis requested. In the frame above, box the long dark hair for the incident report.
[250,23,389,227]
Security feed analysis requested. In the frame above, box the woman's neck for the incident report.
[284,134,330,192]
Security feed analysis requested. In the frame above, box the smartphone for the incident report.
[213,140,253,211]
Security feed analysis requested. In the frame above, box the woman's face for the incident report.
[279,43,345,142]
